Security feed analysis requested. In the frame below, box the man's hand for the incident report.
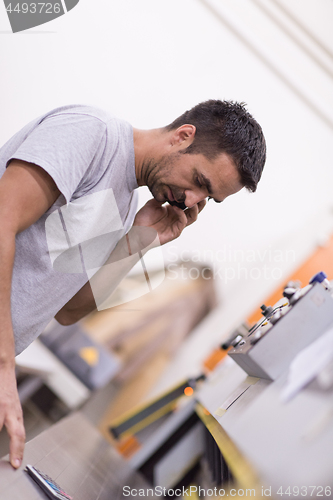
[0,361,25,468]
[133,199,206,246]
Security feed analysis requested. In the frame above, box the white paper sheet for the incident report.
[281,325,333,402]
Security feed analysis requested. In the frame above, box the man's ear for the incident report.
[170,124,196,149]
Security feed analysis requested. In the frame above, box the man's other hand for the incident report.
[133,198,206,246]
[0,363,25,468]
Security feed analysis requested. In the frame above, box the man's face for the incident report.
[146,151,244,208]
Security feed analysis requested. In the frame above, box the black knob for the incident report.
[260,304,273,318]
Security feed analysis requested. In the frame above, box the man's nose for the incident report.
[184,190,206,208]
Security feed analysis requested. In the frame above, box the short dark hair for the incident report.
[165,100,266,192]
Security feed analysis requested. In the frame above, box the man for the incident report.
[0,99,266,468]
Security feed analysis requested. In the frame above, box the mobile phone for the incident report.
[168,200,187,210]
[25,465,73,500]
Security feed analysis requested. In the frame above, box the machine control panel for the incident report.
[228,273,333,380]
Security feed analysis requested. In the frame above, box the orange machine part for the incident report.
[247,235,333,325]
[203,347,230,372]
[116,435,141,459]
[184,386,194,397]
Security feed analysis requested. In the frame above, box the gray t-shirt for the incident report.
[0,105,138,355]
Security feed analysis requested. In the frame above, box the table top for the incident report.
[196,357,333,493]
[0,412,157,499]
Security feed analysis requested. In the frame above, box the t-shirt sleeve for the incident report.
[6,113,107,203]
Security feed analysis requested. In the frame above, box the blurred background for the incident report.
[1,0,333,385]
[1,1,333,495]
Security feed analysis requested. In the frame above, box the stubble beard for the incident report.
[143,152,186,204]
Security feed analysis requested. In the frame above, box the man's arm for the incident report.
[0,159,60,468]
[55,198,206,325]
[55,224,159,325]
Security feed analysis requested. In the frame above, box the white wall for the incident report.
[1,0,333,320]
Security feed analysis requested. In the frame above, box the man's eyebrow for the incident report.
[201,174,213,195]
[195,169,222,203]
[201,174,222,202]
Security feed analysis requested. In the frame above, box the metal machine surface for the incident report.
[228,273,333,380]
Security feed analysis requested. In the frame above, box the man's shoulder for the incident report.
[42,104,118,126]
